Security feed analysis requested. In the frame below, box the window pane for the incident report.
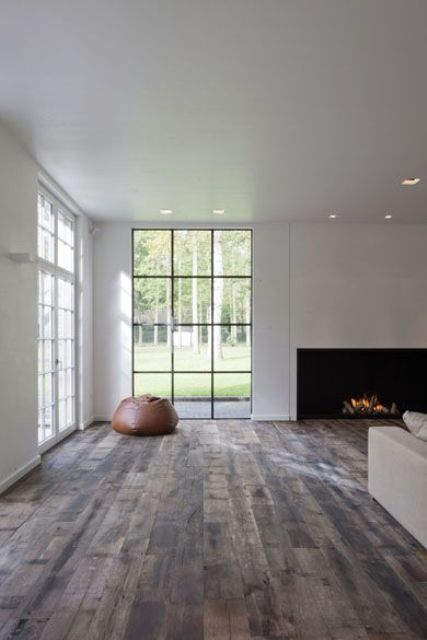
[173,278,210,324]
[58,309,74,339]
[213,230,251,276]
[58,339,74,369]
[39,305,54,339]
[58,310,65,338]
[58,239,74,272]
[134,230,171,276]
[134,278,171,324]
[66,340,74,367]
[38,375,43,406]
[174,230,211,276]
[134,373,171,399]
[58,368,73,400]
[40,373,54,407]
[38,194,54,231]
[66,368,74,397]
[174,326,211,371]
[66,397,74,427]
[40,342,46,372]
[41,340,54,372]
[57,340,65,367]
[58,211,74,246]
[39,271,54,305]
[39,405,54,442]
[58,278,74,310]
[56,211,75,272]
[214,326,251,371]
[58,369,66,400]
[174,373,211,418]
[214,373,251,418]
[38,341,43,372]
[45,406,54,438]
[58,399,67,431]
[58,309,74,340]
[214,372,250,397]
[38,409,45,444]
[133,326,172,371]
[213,277,251,324]
[38,226,55,263]
[37,193,55,263]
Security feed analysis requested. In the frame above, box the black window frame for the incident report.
[131,228,253,419]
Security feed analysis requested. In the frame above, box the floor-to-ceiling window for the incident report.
[37,189,76,448]
[132,229,252,418]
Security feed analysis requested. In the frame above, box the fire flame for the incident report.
[342,393,399,416]
[350,394,386,413]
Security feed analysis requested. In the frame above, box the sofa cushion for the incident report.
[403,410,427,441]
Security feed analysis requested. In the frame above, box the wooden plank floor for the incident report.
[0,420,426,640]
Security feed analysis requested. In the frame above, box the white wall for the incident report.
[93,223,132,418]
[289,223,427,417]
[0,122,94,492]
[0,123,39,490]
[77,214,94,428]
[93,220,427,422]
[93,222,290,419]
[252,223,290,419]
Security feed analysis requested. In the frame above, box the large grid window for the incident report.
[132,229,252,419]
[37,191,76,446]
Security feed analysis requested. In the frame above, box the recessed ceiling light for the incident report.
[385,214,392,220]
[329,213,337,219]
[401,177,421,186]
[213,209,225,215]
[160,209,173,215]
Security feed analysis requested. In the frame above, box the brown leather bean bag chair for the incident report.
[112,394,178,436]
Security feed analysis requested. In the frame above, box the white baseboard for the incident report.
[98,415,294,423]
[0,455,41,495]
[79,416,95,430]
[251,414,292,421]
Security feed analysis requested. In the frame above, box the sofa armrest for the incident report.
[368,426,427,548]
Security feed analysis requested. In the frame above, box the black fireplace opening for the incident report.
[297,348,427,419]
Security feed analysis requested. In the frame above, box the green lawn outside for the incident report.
[134,344,251,397]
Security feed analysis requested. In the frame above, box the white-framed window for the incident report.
[37,188,76,448]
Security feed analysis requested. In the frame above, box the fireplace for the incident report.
[297,348,427,419]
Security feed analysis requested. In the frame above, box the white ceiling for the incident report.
[0,0,426,222]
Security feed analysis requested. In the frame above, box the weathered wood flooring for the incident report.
[0,420,426,639]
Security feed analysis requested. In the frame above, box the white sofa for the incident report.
[368,426,427,548]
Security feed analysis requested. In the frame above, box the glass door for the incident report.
[132,229,252,419]
[37,190,76,448]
